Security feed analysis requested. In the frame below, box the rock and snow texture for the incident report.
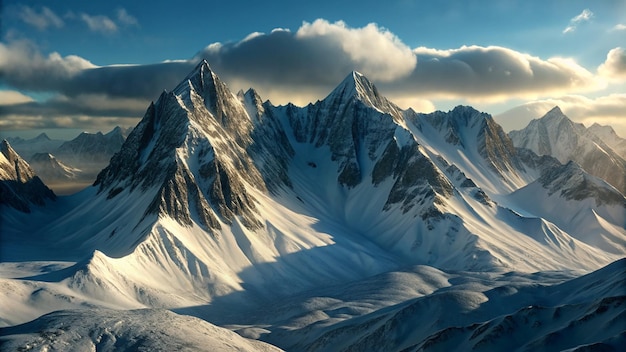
[28,153,82,183]
[0,309,283,352]
[509,106,626,195]
[1,62,625,351]
[588,122,626,159]
[509,161,626,254]
[55,126,128,177]
[0,140,55,212]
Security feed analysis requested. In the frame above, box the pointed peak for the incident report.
[451,105,481,115]
[192,59,211,73]
[446,105,492,127]
[541,106,568,121]
[106,126,123,136]
[243,87,263,102]
[34,132,51,141]
[335,71,372,92]
[1,139,13,155]
[588,122,616,134]
[173,59,220,96]
[325,71,393,109]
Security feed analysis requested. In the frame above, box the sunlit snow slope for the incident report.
[1,61,624,351]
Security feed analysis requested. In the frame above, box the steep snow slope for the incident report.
[0,309,282,351]
[403,106,537,197]
[509,106,626,194]
[588,122,626,159]
[508,161,626,254]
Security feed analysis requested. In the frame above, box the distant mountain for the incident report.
[6,133,65,160]
[0,140,55,212]
[509,106,626,195]
[588,122,626,160]
[6,127,130,187]
[55,126,127,170]
[28,153,82,183]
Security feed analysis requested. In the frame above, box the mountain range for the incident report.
[1,61,624,351]
[509,106,626,195]
[7,127,131,193]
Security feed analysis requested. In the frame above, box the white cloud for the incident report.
[295,20,416,82]
[563,8,593,34]
[80,13,118,34]
[388,45,599,100]
[598,47,626,81]
[116,8,139,27]
[0,40,96,88]
[0,19,617,132]
[18,6,64,30]
[611,24,626,31]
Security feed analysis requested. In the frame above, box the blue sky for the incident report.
[1,0,625,139]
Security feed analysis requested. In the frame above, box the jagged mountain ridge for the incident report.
[0,140,55,213]
[19,60,617,276]
[588,122,626,159]
[6,127,131,193]
[509,106,626,195]
[6,133,65,160]
[54,127,128,177]
[28,153,81,183]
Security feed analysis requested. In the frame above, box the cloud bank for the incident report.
[599,47,626,81]
[0,19,622,132]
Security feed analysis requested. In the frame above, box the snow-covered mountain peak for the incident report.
[449,105,492,127]
[324,71,402,120]
[543,105,565,119]
[588,123,626,159]
[1,140,34,182]
[33,133,51,142]
[239,88,266,122]
[174,59,214,94]
[0,140,55,212]
[509,107,626,194]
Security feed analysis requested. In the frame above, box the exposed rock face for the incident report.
[95,61,264,231]
[509,106,626,195]
[85,63,622,275]
[0,140,55,212]
[538,161,626,206]
[95,64,462,230]
[56,127,126,165]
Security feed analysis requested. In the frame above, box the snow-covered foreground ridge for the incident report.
[1,61,625,351]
